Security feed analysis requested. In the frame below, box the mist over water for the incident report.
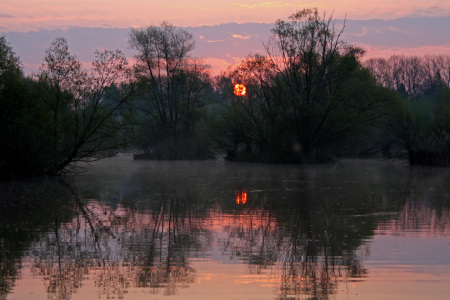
[1,157,450,299]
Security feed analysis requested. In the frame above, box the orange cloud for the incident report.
[232,34,252,40]
[4,0,450,33]
[232,1,294,9]
[202,56,245,75]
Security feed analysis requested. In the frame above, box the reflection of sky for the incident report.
[349,235,450,300]
[11,235,450,299]
[4,158,450,299]
[367,235,450,267]
[9,206,450,299]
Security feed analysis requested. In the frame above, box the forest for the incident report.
[1,8,450,179]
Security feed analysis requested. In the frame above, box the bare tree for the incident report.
[364,54,450,98]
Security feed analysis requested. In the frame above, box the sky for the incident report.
[3,0,450,31]
[2,0,450,74]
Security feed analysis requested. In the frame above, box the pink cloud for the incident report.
[361,44,450,60]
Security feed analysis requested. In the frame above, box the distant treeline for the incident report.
[1,8,450,179]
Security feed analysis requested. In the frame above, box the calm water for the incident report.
[1,157,450,299]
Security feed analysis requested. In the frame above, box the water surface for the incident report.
[1,157,450,299]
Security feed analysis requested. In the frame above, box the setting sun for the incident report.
[234,83,246,96]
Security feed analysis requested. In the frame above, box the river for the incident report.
[1,157,449,299]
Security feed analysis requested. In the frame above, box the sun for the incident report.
[234,83,246,96]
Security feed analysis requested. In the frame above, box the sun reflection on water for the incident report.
[235,187,247,205]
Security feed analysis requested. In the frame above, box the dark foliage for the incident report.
[210,9,397,163]
[0,36,134,179]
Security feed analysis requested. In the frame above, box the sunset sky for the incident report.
[2,0,450,73]
[3,0,450,30]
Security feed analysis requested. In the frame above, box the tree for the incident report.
[265,9,397,162]
[0,36,134,179]
[0,36,22,83]
[0,36,53,178]
[365,55,450,165]
[214,9,396,163]
[35,37,134,174]
[129,23,213,159]
[364,55,450,99]
[213,54,289,161]
[387,87,450,165]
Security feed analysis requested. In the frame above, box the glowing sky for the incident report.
[2,0,450,32]
[2,0,450,74]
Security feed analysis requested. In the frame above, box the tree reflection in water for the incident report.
[219,192,368,299]
[1,161,450,299]
[27,185,212,299]
[0,178,79,300]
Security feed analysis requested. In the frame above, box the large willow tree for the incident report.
[213,9,396,163]
[262,8,396,162]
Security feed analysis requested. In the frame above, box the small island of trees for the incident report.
[1,8,450,179]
